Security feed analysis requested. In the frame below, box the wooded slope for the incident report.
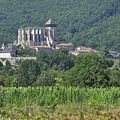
[0,0,120,50]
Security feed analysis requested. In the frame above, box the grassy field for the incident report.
[1,104,120,120]
[0,87,120,119]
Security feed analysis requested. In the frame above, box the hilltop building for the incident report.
[70,46,95,56]
[76,46,94,53]
[18,19,57,49]
[56,43,74,50]
[0,43,17,58]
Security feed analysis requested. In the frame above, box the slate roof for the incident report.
[0,43,16,53]
[45,18,57,27]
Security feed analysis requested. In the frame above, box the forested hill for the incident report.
[0,0,120,51]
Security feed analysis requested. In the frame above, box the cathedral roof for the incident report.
[45,18,57,27]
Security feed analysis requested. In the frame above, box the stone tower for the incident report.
[45,18,57,48]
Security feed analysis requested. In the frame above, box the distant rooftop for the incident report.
[29,45,52,48]
[45,18,57,27]
[19,27,44,30]
[76,46,94,53]
[56,43,74,47]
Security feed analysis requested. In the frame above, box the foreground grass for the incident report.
[0,104,120,120]
[0,87,120,119]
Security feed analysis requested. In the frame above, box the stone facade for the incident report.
[18,19,57,49]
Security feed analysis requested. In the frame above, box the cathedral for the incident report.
[18,19,57,49]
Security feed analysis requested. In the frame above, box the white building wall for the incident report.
[0,53,12,58]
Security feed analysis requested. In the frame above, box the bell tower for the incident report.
[45,18,57,48]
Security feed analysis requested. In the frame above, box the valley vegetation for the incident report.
[0,49,120,119]
[0,49,120,87]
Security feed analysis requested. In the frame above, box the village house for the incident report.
[0,43,17,58]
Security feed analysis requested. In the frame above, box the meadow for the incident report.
[0,87,120,119]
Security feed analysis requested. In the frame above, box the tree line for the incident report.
[0,49,120,87]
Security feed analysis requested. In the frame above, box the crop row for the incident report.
[0,87,120,108]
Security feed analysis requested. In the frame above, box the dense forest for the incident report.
[0,49,119,87]
[0,0,120,51]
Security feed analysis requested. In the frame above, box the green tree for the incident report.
[1,63,13,76]
[37,50,49,71]
[109,68,120,87]
[2,75,17,87]
[101,46,110,57]
[33,69,64,86]
[49,49,75,70]
[37,49,75,71]
[1,61,17,86]
[17,60,40,86]
[64,53,110,87]
[0,61,3,74]
[34,70,56,86]
[17,46,36,57]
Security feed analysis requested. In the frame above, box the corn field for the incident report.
[0,87,120,108]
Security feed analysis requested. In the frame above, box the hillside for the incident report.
[0,0,120,51]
